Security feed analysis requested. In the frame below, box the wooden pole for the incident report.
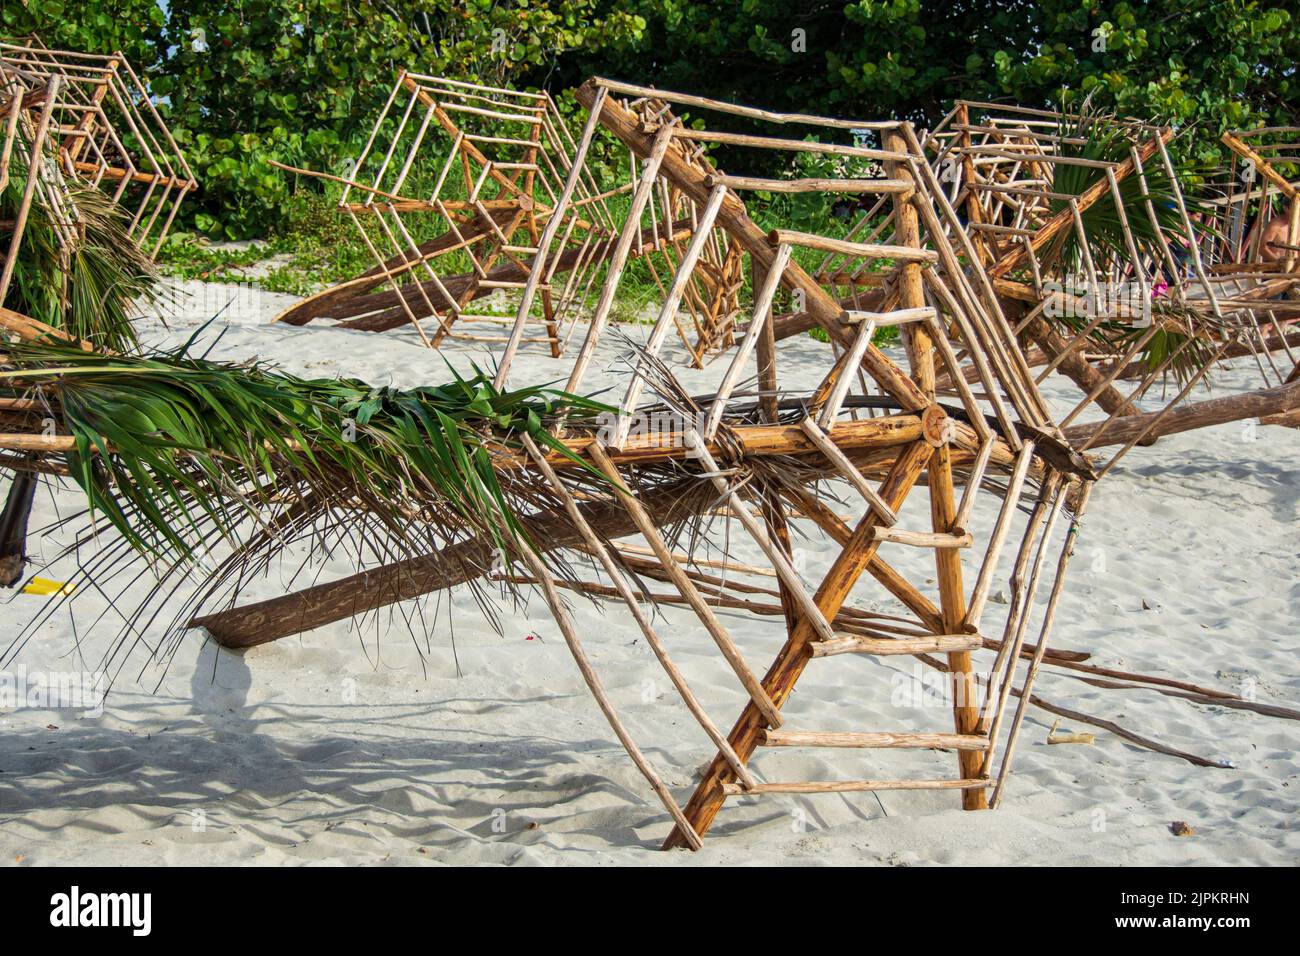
[991,481,1092,807]
[559,123,675,393]
[0,75,60,303]
[587,443,784,729]
[494,85,607,388]
[506,513,704,849]
[887,126,987,809]
[190,475,712,647]
[1063,377,1300,448]
[614,184,727,446]
[702,243,792,438]
[519,434,757,790]
[753,254,780,423]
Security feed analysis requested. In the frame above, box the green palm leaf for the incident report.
[3,338,616,577]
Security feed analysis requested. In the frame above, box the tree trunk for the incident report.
[191,476,716,648]
[1063,379,1300,448]
[0,472,36,587]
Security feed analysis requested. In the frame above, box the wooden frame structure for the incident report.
[1216,127,1300,274]
[175,79,1096,848]
[1,68,64,305]
[919,101,1300,474]
[0,37,195,260]
[8,71,1297,849]
[272,72,749,365]
[9,79,1295,849]
[1209,127,1300,396]
[271,73,768,367]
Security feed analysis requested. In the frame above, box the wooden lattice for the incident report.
[192,79,1094,849]
[0,37,195,260]
[275,73,776,368]
[922,101,1300,474]
[11,73,1290,850]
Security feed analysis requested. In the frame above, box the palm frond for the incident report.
[2,162,155,351]
[1034,101,1228,387]
[3,338,616,577]
[1042,103,1189,275]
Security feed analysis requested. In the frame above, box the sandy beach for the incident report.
[1,279,1296,866]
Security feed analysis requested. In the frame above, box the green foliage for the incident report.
[155,234,285,280]
[5,1,647,238]
[1040,105,1188,274]
[9,1,1295,240]
[567,1,1297,168]
[3,336,614,570]
[1,0,165,68]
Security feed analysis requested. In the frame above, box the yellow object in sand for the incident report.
[21,577,75,597]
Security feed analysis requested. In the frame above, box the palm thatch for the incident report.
[2,162,157,352]
[1,133,162,585]
[0,329,632,674]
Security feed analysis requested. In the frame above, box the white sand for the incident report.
[1,279,1296,866]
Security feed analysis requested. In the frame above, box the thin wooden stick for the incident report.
[506,516,703,849]
[797,417,898,524]
[0,75,60,302]
[870,526,973,548]
[519,435,756,789]
[963,441,1036,628]
[809,633,981,657]
[768,228,938,263]
[953,438,995,531]
[587,443,784,729]
[706,173,912,194]
[614,184,726,446]
[702,243,792,439]
[562,124,675,394]
[493,87,609,385]
[991,481,1085,806]
[721,779,990,795]
[980,478,1067,774]
[684,431,837,643]
[761,730,988,750]
[817,317,877,427]
[592,77,901,131]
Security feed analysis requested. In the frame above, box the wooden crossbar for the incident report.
[809,633,982,657]
[842,307,936,327]
[797,417,899,523]
[869,527,973,549]
[706,173,912,194]
[721,779,991,795]
[760,730,989,750]
[767,228,939,263]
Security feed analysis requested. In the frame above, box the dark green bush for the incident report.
[7,1,1295,239]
